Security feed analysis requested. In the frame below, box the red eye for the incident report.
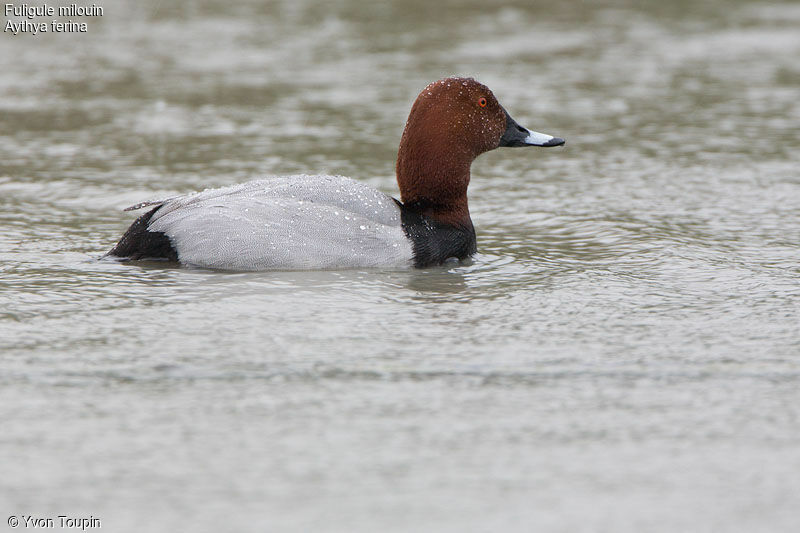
[478,97,487,107]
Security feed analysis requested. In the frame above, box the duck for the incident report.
[108,77,564,270]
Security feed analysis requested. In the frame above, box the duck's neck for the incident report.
[396,136,475,229]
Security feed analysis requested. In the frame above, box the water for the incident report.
[1,0,799,531]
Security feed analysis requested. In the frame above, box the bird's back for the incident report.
[113,175,414,270]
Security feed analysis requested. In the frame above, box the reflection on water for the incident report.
[1,0,800,532]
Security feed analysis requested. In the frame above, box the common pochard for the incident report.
[108,77,564,270]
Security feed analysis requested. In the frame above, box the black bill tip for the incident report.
[542,137,565,147]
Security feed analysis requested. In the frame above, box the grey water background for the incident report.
[1,0,799,531]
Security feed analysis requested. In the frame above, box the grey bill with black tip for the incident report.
[499,108,565,147]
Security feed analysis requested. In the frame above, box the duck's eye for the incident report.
[478,97,487,107]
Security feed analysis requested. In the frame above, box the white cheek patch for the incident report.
[524,129,555,145]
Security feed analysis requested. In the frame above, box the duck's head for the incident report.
[396,77,564,225]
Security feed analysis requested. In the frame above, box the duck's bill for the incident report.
[499,109,565,147]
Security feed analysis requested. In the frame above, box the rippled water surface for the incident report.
[1,1,799,531]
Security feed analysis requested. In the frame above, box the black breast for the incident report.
[398,201,477,268]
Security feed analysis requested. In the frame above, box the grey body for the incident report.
[140,175,414,270]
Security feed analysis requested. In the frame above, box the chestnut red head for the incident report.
[396,77,564,226]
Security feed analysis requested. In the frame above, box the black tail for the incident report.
[107,206,179,262]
